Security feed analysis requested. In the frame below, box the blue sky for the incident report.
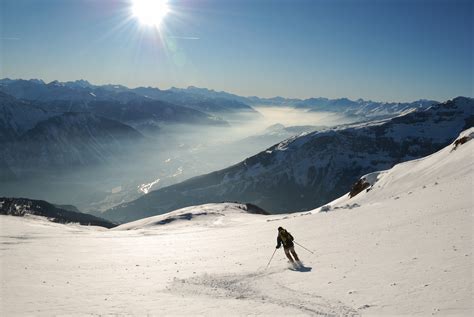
[0,0,472,101]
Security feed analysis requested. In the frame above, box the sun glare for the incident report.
[131,0,170,27]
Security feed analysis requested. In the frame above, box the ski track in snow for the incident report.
[167,269,359,316]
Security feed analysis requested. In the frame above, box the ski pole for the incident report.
[294,241,315,254]
[265,248,277,270]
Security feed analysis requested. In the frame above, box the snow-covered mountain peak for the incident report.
[47,80,64,87]
[64,79,94,89]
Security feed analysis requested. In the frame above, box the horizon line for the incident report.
[4,76,468,104]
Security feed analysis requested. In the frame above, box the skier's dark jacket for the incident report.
[276,229,294,249]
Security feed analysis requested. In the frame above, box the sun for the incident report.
[131,0,170,27]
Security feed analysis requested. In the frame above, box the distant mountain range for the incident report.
[0,90,145,175]
[1,78,438,122]
[162,84,438,120]
[0,78,256,119]
[0,78,442,176]
[35,98,228,133]
[132,86,258,116]
[294,97,438,120]
[0,79,236,176]
[7,112,144,171]
[0,91,57,141]
[229,123,327,155]
[103,97,473,223]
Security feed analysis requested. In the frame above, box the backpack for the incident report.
[279,229,293,244]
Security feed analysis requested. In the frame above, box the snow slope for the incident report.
[1,130,472,316]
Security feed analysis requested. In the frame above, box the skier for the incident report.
[276,226,300,264]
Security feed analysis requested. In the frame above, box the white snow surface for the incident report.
[1,130,473,316]
[115,203,267,230]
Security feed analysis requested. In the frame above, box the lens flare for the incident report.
[131,0,170,27]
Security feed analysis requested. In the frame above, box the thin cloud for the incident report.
[0,37,21,41]
[169,36,200,40]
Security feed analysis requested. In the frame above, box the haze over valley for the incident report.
[1,78,388,212]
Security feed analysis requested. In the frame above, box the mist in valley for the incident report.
[1,106,354,214]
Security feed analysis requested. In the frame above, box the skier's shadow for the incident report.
[291,266,312,272]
